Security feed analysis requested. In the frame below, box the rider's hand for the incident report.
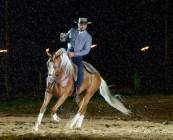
[60,33,66,38]
[68,52,75,58]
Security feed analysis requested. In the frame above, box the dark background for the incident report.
[0,0,172,97]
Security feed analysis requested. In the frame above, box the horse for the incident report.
[33,48,130,131]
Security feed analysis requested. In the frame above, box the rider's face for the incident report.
[78,23,88,31]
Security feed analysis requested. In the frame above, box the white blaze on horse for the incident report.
[33,48,131,131]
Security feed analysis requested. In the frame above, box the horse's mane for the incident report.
[54,48,74,77]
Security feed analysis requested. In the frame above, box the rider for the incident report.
[60,17,92,101]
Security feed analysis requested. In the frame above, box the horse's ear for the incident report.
[46,51,52,59]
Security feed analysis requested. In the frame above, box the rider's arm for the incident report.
[60,29,71,42]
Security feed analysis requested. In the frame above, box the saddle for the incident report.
[73,61,99,81]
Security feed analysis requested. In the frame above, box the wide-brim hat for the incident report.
[74,18,92,24]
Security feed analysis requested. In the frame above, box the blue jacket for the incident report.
[60,28,92,57]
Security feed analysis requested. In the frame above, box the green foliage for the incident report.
[133,71,140,91]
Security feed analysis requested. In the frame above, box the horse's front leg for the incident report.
[51,82,72,122]
[33,92,52,131]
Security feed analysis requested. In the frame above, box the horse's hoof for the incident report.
[32,126,39,132]
[52,118,61,123]
[69,123,75,129]
[51,113,61,122]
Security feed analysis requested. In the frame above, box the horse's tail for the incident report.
[99,78,131,115]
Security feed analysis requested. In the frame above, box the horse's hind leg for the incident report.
[70,90,95,129]
[33,92,52,131]
[70,75,101,129]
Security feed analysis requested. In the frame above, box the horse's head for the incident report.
[52,48,73,77]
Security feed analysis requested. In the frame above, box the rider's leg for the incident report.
[72,56,84,102]
[76,57,84,87]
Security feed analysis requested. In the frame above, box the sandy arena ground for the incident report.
[0,116,173,139]
[0,95,173,139]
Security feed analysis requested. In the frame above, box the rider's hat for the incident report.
[74,18,92,24]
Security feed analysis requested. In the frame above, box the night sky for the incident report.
[0,0,172,95]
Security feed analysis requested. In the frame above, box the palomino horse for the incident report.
[33,48,130,131]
